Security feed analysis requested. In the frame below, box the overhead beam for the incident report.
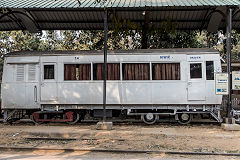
[26,7,215,12]
[1,26,239,31]
[207,6,227,32]
[11,9,40,33]
[33,20,210,23]
[200,7,212,31]
[3,19,240,25]
[0,10,40,32]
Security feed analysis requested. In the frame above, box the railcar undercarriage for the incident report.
[2,104,223,125]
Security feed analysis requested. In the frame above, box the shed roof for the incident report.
[1,0,239,8]
[0,0,239,31]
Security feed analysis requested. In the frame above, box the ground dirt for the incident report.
[0,151,239,160]
[0,122,240,154]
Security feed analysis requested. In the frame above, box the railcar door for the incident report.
[3,63,40,109]
[187,61,206,101]
[40,63,57,102]
[25,64,40,108]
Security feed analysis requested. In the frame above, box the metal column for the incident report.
[226,8,232,118]
[103,9,108,122]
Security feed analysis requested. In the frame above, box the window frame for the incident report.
[151,62,181,81]
[42,63,56,81]
[206,61,214,80]
[189,62,203,80]
[121,62,151,81]
[64,63,92,81]
[93,62,121,81]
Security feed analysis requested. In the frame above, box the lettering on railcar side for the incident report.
[159,56,171,60]
[190,56,201,60]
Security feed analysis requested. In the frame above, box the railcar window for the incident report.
[44,65,54,79]
[152,63,180,80]
[93,63,120,80]
[206,61,214,80]
[190,63,202,79]
[122,63,150,80]
[64,64,91,80]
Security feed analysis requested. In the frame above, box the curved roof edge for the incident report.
[5,48,219,56]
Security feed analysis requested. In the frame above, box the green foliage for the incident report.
[110,17,205,49]
[204,30,240,62]
[148,30,202,49]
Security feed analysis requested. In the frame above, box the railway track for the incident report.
[0,122,239,158]
[1,137,238,157]
[0,146,240,157]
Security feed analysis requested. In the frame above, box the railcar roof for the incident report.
[6,48,219,57]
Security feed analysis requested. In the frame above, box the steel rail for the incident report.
[24,137,77,141]
[0,146,239,157]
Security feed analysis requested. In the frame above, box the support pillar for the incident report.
[103,9,108,122]
[226,8,232,119]
[97,9,112,130]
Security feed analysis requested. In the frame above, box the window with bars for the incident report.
[64,64,91,80]
[93,63,120,80]
[122,63,150,80]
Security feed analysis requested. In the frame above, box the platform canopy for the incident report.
[0,0,240,32]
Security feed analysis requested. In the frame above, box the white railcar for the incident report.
[1,48,223,124]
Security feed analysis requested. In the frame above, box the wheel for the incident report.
[31,114,44,125]
[176,113,192,125]
[66,112,80,124]
[142,113,158,125]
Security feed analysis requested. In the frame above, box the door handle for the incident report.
[187,82,192,86]
[34,85,37,102]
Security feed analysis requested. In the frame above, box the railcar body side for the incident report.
[1,49,223,124]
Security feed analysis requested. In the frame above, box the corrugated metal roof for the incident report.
[1,0,240,8]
